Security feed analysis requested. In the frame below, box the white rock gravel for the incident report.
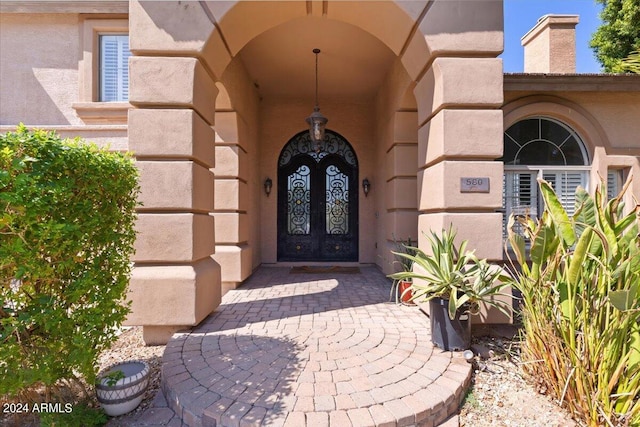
[459,327,578,427]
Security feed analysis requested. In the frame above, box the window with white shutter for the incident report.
[501,117,590,240]
[99,34,130,102]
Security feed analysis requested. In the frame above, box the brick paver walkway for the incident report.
[132,267,470,427]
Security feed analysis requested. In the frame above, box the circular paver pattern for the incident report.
[161,267,471,427]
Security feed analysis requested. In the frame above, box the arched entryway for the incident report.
[277,130,358,261]
[126,0,505,343]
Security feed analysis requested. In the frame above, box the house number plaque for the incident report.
[460,177,490,193]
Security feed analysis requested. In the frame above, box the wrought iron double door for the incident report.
[278,154,358,262]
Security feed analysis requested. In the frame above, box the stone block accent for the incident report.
[418,213,504,261]
[415,58,503,124]
[134,213,215,263]
[471,289,514,324]
[126,258,221,327]
[213,212,250,244]
[401,1,503,81]
[385,211,419,242]
[417,161,503,211]
[214,144,248,178]
[386,177,418,210]
[212,244,253,284]
[418,110,503,167]
[386,144,419,180]
[129,56,217,125]
[214,112,240,143]
[215,178,249,211]
[129,0,231,78]
[137,161,214,213]
[393,111,419,144]
[142,326,189,346]
[419,0,503,56]
[128,109,215,167]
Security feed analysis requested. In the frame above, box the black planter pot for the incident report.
[429,297,471,351]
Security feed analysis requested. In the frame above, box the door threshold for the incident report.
[262,262,373,268]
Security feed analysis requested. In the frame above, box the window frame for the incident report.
[503,116,590,167]
[502,117,591,240]
[73,18,130,124]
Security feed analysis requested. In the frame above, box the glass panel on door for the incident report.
[287,165,311,235]
[325,164,349,235]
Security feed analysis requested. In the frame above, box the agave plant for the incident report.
[388,228,512,320]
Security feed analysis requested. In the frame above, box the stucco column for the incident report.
[212,110,252,294]
[414,58,504,260]
[385,110,419,245]
[125,0,225,344]
[126,57,221,344]
[408,0,505,261]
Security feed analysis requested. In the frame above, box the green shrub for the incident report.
[40,403,108,427]
[0,125,139,400]
[507,179,640,426]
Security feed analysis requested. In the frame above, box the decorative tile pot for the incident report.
[96,360,150,417]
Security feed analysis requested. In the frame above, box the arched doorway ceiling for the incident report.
[131,1,503,87]
[236,16,396,100]
[200,0,429,82]
[206,1,422,56]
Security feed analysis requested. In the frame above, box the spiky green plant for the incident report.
[389,228,511,320]
[507,178,640,426]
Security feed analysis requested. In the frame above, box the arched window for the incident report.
[501,117,590,236]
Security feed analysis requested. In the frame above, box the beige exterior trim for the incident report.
[79,18,128,102]
[504,74,640,92]
[75,17,130,124]
[71,102,131,124]
[0,1,128,14]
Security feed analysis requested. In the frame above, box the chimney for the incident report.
[521,14,579,73]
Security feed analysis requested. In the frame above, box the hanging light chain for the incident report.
[314,48,320,108]
[305,48,328,153]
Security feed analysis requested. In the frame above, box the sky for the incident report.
[503,0,603,73]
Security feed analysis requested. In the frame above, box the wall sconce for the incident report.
[362,178,370,197]
[264,178,272,197]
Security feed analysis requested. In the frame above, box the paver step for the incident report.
[157,267,471,427]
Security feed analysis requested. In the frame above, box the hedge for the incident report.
[0,125,139,399]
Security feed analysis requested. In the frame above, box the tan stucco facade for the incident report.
[1,1,639,343]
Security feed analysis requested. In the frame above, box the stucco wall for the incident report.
[0,14,81,126]
[0,13,128,150]
[259,98,377,264]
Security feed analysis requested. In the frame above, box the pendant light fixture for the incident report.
[305,48,328,153]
